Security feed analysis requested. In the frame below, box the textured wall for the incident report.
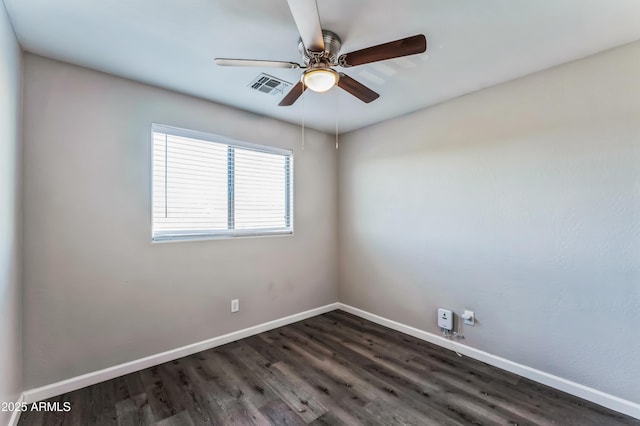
[338,41,640,403]
[0,1,22,423]
[22,54,338,389]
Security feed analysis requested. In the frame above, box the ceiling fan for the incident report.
[215,0,427,106]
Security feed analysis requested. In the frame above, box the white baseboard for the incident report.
[7,393,24,426]
[337,303,640,420]
[21,301,640,420]
[23,303,339,404]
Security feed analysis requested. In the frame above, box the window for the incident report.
[152,124,293,242]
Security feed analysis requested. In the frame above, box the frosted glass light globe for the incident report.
[303,69,339,92]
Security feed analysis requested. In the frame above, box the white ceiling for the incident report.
[5,0,640,133]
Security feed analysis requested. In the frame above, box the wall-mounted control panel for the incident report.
[438,308,453,330]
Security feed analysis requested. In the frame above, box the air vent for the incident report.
[248,73,293,96]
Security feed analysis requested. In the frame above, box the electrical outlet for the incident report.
[231,299,239,313]
[462,310,475,326]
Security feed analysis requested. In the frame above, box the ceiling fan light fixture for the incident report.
[302,68,339,92]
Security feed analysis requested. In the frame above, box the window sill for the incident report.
[152,229,294,243]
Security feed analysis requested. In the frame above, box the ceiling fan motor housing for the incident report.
[299,30,342,66]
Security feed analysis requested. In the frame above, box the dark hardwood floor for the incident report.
[19,310,639,425]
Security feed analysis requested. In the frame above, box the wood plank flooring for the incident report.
[19,310,639,425]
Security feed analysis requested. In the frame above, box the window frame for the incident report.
[151,124,294,243]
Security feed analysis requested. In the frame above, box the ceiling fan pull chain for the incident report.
[335,87,339,150]
[301,81,306,151]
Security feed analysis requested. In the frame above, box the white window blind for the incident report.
[152,124,293,241]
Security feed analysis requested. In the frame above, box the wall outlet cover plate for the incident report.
[462,310,475,326]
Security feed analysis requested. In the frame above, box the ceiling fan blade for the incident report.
[215,58,302,69]
[286,0,324,52]
[339,34,427,67]
[278,81,307,106]
[337,74,379,103]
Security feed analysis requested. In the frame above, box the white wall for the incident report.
[17,32,640,408]
[339,41,640,403]
[22,54,338,389]
[0,1,22,423]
